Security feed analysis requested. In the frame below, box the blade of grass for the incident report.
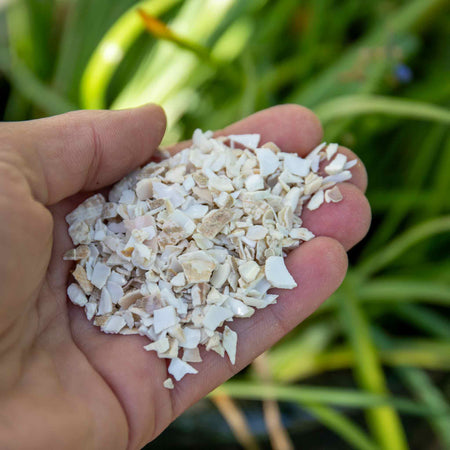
[424,130,450,217]
[288,0,448,107]
[303,404,379,450]
[374,330,450,448]
[80,0,181,109]
[364,124,447,254]
[269,341,450,383]
[393,304,450,339]
[53,0,139,102]
[265,320,338,380]
[358,217,450,278]
[398,369,450,448]
[112,0,236,110]
[0,48,75,114]
[314,95,450,125]
[214,382,448,418]
[339,279,408,450]
[358,279,450,306]
[368,190,450,213]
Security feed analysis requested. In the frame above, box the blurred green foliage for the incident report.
[1,0,449,448]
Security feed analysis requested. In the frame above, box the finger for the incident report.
[167,104,323,155]
[170,237,347,419]
[302,183,372,250]
[2,104,166,205]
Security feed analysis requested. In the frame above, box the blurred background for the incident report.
[1,0,449,448]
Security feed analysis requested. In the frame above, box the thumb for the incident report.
[1,104,166,205]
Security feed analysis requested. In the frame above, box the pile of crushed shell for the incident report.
[65,130,355,389]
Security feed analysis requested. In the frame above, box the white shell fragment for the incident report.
[265,256,297,289]
[307,189,325,211]
[67,283,88,306]
[326,143,339,160]
[325,153,347,175]
[65,129,353,387]
[168,358,198,381]
[228,134,260,149]
[223,326,237,364]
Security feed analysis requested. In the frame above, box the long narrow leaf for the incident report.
[0,49,75,114]
[304,404,379,450]
[214,382,448,417]
[339,280,408,450]
[315,95,450,125]
[359,217,450,278]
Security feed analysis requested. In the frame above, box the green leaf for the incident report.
[214,382,449,417]
[315,95,450,125]
[304,404,379,450]
[339,279,408,450]
[358,217,450,278]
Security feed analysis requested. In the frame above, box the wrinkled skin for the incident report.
[0,105,370,449]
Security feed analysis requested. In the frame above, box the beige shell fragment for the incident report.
[72,264,93,294]
[182,347,202,363]
[197,208,234,239]
[163,378,174,389]
[325,185,343,203]
[179,251,216,283]
[66,194,105,225]
[144,337,170,353]
[68,221,91,245]
[238,261,261,283]
[63,245,90,261]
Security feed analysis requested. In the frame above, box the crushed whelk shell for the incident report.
[163,378,174,389]
[238,261,260,283]
[182,347,202,363]
[223,326,237,364]
[197,209,234,239]
[326,143,339,160]
[168,358,198,381]
[102,315,126,334]
[228,134,260,149]
[256,147,280,176]
[325,153,347,175]
[64,129,353,388]
[72,264,93,294]
[153,306,177,333]
[64,245,90,261]
[67,283,88,306]
[265,256,297,289]
[307,189,325,211]
[325,186,343,203]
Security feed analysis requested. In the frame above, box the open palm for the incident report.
[0,104,370,449]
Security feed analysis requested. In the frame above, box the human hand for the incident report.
[0,104,370,449]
